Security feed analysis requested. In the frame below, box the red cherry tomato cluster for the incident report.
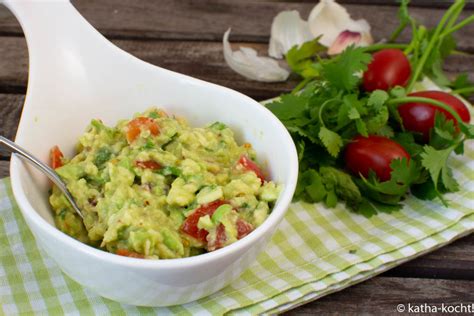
[344,49,471,182]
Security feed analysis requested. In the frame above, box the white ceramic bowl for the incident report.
[5,0,298,306]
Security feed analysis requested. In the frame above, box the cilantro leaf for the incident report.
[420,145,459,196]
[368,90,389,109]
[303,169,327,202]
[267,94,309,120]
[319,126,343,157]
[285,39,325,78]
[366,106,389,134]
[321,46,372,91]
[361,158,421,196]
[450,73,474,98]
[393,133,424,157]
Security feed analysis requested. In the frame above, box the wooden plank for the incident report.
[0,93,24,159]
[286,276,474,314]
[0,1,473,49]
[0,161,9,178]
[383,233,474,280]
[1,36,473,99]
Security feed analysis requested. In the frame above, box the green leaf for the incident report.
[321,46,372,91]
[285,39,326,78]
[355,119,368,137]
[392,133,424,157]
[318,126,343,157]
[420,145,459,193]
[366,106,389,134]
[348,107,360,120]
[450,73,474,98]
[361,158,421,196]
[367,90,389,109]
[267,94,310,121]
[295,169,327,202]
[460,122,474,139]
[441,164,458,192]
[325,190,338,208]
[411,180,438,201]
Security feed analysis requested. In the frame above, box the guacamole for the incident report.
[49,108,281,259]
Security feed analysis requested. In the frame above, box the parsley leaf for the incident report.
[321,46,372,91]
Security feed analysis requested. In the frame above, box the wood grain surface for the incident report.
[285,276,474,315]
[0,1,472,314]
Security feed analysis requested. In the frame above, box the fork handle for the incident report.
[0,136,83,218]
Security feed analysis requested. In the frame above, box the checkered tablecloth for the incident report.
[1,140,473,315]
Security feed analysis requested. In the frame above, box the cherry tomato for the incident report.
[207,224,227,251]
[116,249,144,258]
[181,200,229,242]
[397,91,470,141]
[345,135,410,182]
[50,146,64,169]
[236,219,253,239]
[238,155,265,183]
[135,160,161,170]
[126,117,160,143]
[363,49,411,92]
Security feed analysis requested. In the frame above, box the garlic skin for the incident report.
[223,29,290,82]
[328,30,362,55]
[308,0,373,48]
[268,10,314,59]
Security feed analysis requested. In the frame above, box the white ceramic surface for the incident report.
[5,0,298,307]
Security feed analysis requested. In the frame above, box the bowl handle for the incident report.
[1,0,114,80]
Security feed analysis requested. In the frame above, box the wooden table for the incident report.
[0,1,473,314]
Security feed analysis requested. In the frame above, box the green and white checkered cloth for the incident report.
[1,143,473,314]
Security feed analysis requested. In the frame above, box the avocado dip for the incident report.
[49,108,281,259]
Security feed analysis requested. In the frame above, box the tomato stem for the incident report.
[363,43,408,53]
[440,14,474,38]
[387,96,464,126]
[406,0,465,93]
[452,87,474,95]
[292,77,312,94]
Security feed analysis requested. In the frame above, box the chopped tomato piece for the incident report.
[238,155,265,183]
[116,249,144,258]
[236,219,253,239]
[135,160,161,170]
[181,200,228,242]
[50,146,64,169]
[208,224,227,251]
[126,117,160,143]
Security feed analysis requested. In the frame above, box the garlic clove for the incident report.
[308,0,373,48]
[328,30,361,55]
[223,29,290,82]
[268,10,314,59]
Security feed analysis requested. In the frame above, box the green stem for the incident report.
[291,77,312,94]
[388,96,464,125]
[362,43,408,53]
[406,0,465,92]
[452,87,474,95]
[440,14,474,37]
[389,21,408,43]
[318,99,334,128]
